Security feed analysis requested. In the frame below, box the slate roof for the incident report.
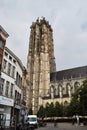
[50,66,87,82]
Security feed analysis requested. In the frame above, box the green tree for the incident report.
[37,105,45,119]
[66,88,81,116]
[45,102,50,117]
[38,80,87,118]
[66,80,87,116]
[49,102,55,117]
[55,101,63,116]
[79,80,87,115]
[28,108,33,115]
[44,102,55,117]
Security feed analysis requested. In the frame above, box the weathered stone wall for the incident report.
[27,17,56,114]
[43,77,85,107]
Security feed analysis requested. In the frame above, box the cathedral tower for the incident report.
[27,17,56,114]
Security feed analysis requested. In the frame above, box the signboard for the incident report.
[0,108,4,112]
[0,96,14,106]
[15,105,21,109]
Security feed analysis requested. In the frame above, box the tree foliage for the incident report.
[66,80,87,116]
[55,102,63,116]
[28,108,33,115]
[37,105,45,118]
[79,80,87,115]
[37,80,87,117]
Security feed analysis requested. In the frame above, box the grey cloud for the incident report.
[1,0,87,70]
[81,22,87,31]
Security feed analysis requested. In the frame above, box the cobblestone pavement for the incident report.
[37,123,87,130]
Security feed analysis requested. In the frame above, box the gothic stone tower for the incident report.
[27,17,56,114]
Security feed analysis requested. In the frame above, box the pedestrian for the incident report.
[76,115,80,125]
[72,115,75,125]
[54,119,57,127]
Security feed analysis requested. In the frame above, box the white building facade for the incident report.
[0,47,24,127]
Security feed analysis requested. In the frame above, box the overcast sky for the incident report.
[0,0,87,71]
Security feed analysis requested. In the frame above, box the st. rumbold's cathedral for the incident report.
[27,17,87,114]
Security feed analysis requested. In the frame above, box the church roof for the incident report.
[50,66,87,82]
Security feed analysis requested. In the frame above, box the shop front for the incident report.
[0,96,14,127]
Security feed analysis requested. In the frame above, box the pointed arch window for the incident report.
[58,84,63,98]
[50,85,55,99]
[74,82,80,92]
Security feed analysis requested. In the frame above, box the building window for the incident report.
[23,88,27,100]
[4,51,8,57]
[7,63,11,76]
[50,85,54,99]
[12,66,15,78]
[5,81,9,97]
[15,90,17,100]
[66,85,68,95]
[0,78,4,95]
[56,86,60,95]
[9,56,12,61]
[19,76,22,88]
[17,93,20,104]
[16,72,18,85]
[13,59,16,64]
[10,83,13,97]
[0,40,4,50]
[19,94,21,104]
[59,85,63,98]
[2,59,7,73]
[15,90,21,104]
[16,72,22,87]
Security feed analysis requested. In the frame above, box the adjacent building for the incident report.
[0,46,27,127]
[0,25,9,74]
[43,66,87,106]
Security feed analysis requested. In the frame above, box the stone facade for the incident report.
[27,17,87,114]
[27,17,56,114]
[43,66,87,106]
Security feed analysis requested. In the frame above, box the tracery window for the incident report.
[55,85,60,96]
[50,85,55,98]
[58,84,63,98]
[66,83,69,95]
